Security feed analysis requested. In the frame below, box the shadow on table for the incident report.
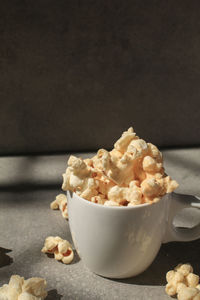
[47,289,63,299]
[0,247,13,268]
[114,239,200,286]
[70,250,80,265]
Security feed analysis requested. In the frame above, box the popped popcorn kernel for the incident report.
[141,178,162,198]
[186,273,200,288]
[177,283,187,294]
[147,143,163,163]
[50,193,66,210]
[164,176,179,193]
[196,285,200,291]
[18,292,39,300]
[165,282,177,296]
[22,278,47,299]
[96,176,115,196]
[42,236,74,264]
[63,127,178,206]
[174,263,193,276]
[127,139,148,156]
[166,270,176,282]
[142,156,162,173]
[0,275,47,300]
[50,193,68,219]
[177,287,200,300]
[165,263,200,300]
[126,184,143,205]
[62,156,91,191]
[114,127,136,153]
[104,200,120,207]
[9,275,24,294]
[91,195,107,205]
[107,186,125,204]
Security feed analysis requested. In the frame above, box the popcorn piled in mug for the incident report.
[62,127,179,206]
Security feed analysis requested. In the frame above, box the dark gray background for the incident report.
[1,1,200,155]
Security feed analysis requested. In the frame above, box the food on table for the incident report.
[50,193,68,219]
[0,275,47,300]
[62,127,178,206]
[41,236,74,264]
[165,263,200,299]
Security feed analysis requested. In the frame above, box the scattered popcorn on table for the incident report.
[62,127,178,206]
[41,236,74,264]
[50,193,68,219]
[165,263,200,299]
[0,275,47,300]
[177,287,200,300]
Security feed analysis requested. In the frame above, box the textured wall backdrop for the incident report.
[1,1,200,154]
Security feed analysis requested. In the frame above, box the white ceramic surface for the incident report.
[67,191,200,279]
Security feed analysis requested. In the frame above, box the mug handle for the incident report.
[163,192,200,243]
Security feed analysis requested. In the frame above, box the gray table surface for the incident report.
[0,148,200,300]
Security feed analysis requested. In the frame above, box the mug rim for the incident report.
[67,190,167,210]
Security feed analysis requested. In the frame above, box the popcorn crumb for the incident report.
[41,236,74,264]
[0,275,47,300]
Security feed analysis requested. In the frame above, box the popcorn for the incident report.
[107,186,125,204]
[127,139,148,157]
[114,127,136,153]
[126,184,142,205]
[177,283,187,294]
[147,143,163,163]
[62,156,99,201]
[93,149,112,172]
[107,181,142,205]
[166,271,185,296]
[41,236,74,264]
[142,156,162,173]
[62,156,91,191]
[141,178,162,198]
[177,287,200,300]
[91,195,107,205]
[9,275,24,295]
[0,275,47,300]
[196,285,200,291]
[22,278,47,299]
[111,152,135,185]
[104,200,120,207]
[50,193,68,219]
[96,175,115,196]
[18,292,39,300]
[186,273,200,288]
[163,176,179,194]
[165,264,200,299]
[79,178,99,200]
[62,127,178,206]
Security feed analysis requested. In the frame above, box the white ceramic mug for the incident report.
[67,191,200,279]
